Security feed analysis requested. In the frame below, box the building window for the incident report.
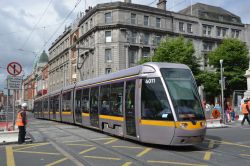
[202,25,212,36]
[131,13,136,24]
[105,68,112,74]
[105,49,112,62]
[187,23,192,33]
[105,12,112,24]
[203,42,213,51]
[156,17,161,28]
[105,31,112,42]
[143,33,149,45]
[128,49,137,67]
[179,22,184,32]
[144,16,149,26]
[85,22,88,32]
[231,29,240,38]
[90,18,93,28]
[217,27,227,37]
[128,31,137,43]
[155,35,161,45]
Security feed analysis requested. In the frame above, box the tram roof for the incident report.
[75,62,189,88]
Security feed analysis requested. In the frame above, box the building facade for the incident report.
[46,0,249,92]
[48,27,71,92]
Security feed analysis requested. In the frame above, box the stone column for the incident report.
[244,50,250,98]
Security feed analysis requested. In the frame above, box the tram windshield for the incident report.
[161,68,205,121]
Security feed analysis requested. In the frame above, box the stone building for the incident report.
[47,0,249,92]
[48,27,71,92]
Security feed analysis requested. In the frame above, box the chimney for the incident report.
[124,0,131,3]
[157,0,167,10]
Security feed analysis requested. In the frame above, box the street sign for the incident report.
[7,62,22,76]
[7,76,23,89]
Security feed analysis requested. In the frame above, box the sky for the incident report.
[0,0,250,92]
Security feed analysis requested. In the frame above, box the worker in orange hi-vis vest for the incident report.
[16,103,28,144]
[241,99,250,126]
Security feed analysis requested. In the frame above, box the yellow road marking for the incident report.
[84,155,121,160]
[104,139,118,145]
[240,154,250,157]
[14,142,49,151]
[6,146,15,166]
[66,143,94,147]
[14,150,60,155]
[45,157,68,166]
[203,140,214,161]
[203,152,212,161]
[136,148,152,157]
[62,139,86,143]
[122,162,132,166]
[206,138,250,148]
[79,147,96,155]
[112,146,143,149]
[148,160,207,166]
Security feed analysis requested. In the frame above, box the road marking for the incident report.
[14,142,49,151]
[6,146,15,166]
[84,155,121,160]
[92,137,114,141]
[104,138,118,145]
[122,162,132,166]
[79,147,97,155]
[240,154,250,157]
[148,160,207,166]
[45,157,68,166]
[62,139,86,143]
[206,138,250,148]
[14,150,60,155]
[112,146,143,149]
[136,148,152,157]
[49,140,84,166]
[66,143,94,147]
[203,140,214,161]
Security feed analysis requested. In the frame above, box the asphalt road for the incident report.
[1,114,250,166]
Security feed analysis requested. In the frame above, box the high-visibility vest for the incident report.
[241,103,249,114]
[16,111,27,126]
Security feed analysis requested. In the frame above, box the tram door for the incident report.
[125,80,136,137]
[90,87,99,128]
[75,89,82,124]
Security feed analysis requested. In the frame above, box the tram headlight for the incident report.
[179,123,188,128]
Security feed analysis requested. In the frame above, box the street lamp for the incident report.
[220,59,225,124]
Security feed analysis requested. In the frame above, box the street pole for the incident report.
[220,59,225,124]
[13,89,15,130]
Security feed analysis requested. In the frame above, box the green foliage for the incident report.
[153,36,201,75]
[196,71,220,101]
[208,38,248,97]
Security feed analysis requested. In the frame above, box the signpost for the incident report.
[7,62,22,76]
[6,62,23,130]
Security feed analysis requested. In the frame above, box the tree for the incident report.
[152,36,201,75]
[208,38,249,97]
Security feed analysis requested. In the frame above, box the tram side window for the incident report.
[54,95,59,113]
[82,88,90,113]
[43,99,48,113]
[62,91,72,112]
[100,85,110,115]
[110,82,124,116]
[90,87,99,113]
[141,78,173,120]
[75,89,82,113]
[125,81,135,110]
[50,97,54,112]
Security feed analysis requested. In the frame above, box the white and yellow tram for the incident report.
[34,62,206,145]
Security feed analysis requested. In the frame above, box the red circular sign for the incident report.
[7,62,22,76]
[212,109,220,119]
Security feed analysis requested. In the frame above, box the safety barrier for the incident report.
[204,106,226,128]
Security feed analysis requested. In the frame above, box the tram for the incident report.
[34,62,206,145]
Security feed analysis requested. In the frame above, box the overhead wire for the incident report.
[39,0,82,53]
[20,0,54,49]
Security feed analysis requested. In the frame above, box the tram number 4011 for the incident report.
[145,78,156,84]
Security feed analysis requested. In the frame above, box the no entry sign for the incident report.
[7,62,22,76]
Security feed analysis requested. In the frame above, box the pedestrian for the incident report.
[16,103,28,144]
[241,100,250,126]
[225,101,232,122]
